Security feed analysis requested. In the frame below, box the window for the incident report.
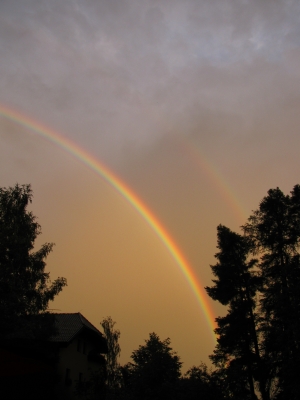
[65,368,71,386]
[83,341,86,354]
[77,339,82,352]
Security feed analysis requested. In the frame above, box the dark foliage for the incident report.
[75,368,107,400]
[207,185,300,400]
[120,332,182,400]
[101,316,122,392]
[243,185,300,399]
[115,333,225,400]
[0,184,67,340]
[179,364,224,400]
[0,184,67,399]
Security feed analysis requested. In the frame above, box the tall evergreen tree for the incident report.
[243,185,300,399]
[207,185,300,400]
[206,225,269,400]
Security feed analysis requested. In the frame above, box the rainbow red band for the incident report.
[0,104,217,342]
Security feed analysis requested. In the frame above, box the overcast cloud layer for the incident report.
[1,0,300,159]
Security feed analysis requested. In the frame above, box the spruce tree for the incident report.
[243,186,300,399]
[206,225,269,400]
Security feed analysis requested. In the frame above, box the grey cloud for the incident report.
[1,0,300,164]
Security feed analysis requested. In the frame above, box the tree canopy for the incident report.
[0,184,67,340]
[206,185,300,400]
[100,316,122,391]
[122,332,182,399]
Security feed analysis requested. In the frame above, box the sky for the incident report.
[1,0,300,371]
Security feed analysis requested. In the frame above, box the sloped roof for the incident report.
[50,313,104,344]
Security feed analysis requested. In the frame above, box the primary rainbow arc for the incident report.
[0,104,217,342]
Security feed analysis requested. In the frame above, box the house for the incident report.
[0,312,107,399]
[50,313,108,399]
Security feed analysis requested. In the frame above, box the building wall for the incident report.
[56,333,105,399]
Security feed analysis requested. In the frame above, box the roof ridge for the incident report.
[52,312,81,315]
[50,313,104,343]
[78,313,102,335]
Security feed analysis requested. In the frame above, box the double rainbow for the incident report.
[0,104,217,342]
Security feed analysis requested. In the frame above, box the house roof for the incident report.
[50,313,105,345]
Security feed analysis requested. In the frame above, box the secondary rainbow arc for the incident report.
[181,140,247,224]
[0,104,217,343]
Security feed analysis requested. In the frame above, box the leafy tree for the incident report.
[122,332,182,399]
[180,363,224,400]
[75,369,106,400]
[0,184,67,340]
[100,316,122,392]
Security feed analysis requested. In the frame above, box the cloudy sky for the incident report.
[1,0,300,370]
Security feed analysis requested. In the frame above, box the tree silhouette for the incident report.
[206,225,268,400]
[181,363,224,400]
[207,185,300,400]
[0,184,67,340]
[100,316,122,392]
[122,332,182,399]
[243,185,300,399]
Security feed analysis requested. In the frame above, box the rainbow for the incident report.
[179,139,247,224]
[0,104,217,342]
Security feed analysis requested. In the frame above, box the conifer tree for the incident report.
[206,225,269,400]
[243,185,300,399]
[207,185,300,400]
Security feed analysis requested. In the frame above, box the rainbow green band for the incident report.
[0,104,217,342]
